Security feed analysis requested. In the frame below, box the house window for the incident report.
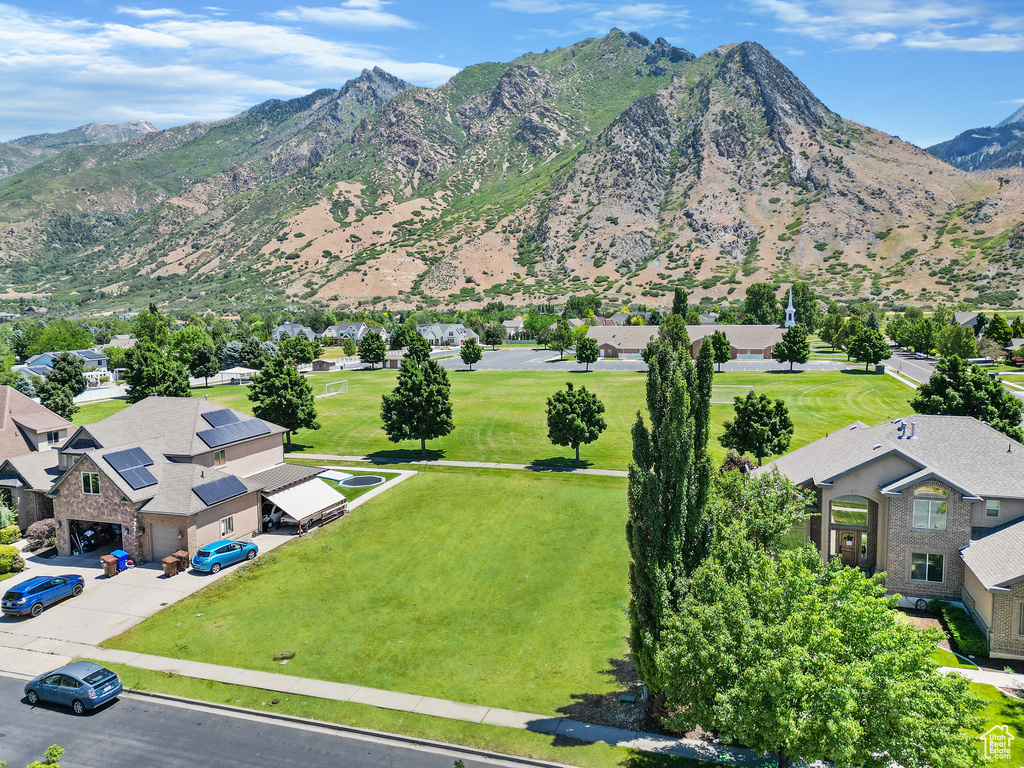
[82,472,100,495]
[912,486,947,530]
[220,516,234,536]
[213,450,226,467]
[986,500,1000,518]
[47,430,62,444]
[830,495,869,527]
[911,553,944,583]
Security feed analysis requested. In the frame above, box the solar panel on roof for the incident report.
[119,466,157,490]
[193,475,248,506]
[105,448,157,490]
[202,409,241,428]
[197,419,271,448]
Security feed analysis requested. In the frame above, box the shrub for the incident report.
[25,518,57,551]
[0,544,24,574]
[937,602,989,657]
[0,524,19,544]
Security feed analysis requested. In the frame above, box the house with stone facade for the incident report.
[0,397,345,564]
[758,415,1024,659]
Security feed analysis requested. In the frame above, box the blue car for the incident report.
[190,539,258,573]
[25,661,122,715]
[2,574,85,617]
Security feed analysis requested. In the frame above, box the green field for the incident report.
[106,469,630,716]
[78,369,913,468]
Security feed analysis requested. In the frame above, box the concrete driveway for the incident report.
[0,531,292,656]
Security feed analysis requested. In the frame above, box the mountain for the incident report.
[1,31,1023,314]
[997,105,1024,128]
[0,120,157,178]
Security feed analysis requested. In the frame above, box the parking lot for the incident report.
[0,531,292,672]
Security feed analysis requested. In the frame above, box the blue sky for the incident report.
[1,0,1022,146]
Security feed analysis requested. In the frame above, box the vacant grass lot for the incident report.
[77,369,913,468]
[106,469,630,716]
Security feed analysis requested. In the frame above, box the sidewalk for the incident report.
[299,453,629,478]
[0,636,761,767]
[940,665,1024,690]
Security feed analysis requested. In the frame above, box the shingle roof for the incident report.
[686,324,785,349]
[2,451,63,490]
[758,415,1024,500]
[0,385,74,460]
[142,463,262,516]
[585,325,659,349]
[961,518,1024,591]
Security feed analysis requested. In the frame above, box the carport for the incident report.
[263,478,347,531]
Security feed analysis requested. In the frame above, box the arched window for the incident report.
[912,486,947,530]
[830,495,869,527]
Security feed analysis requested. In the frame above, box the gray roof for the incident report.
[955,311,979,327]
[686,324,785,349]
[245,463,323,493]
[758,415,1024,501]
[2,451,63,490]
[585,325,658,350]
[961,518,1024,591]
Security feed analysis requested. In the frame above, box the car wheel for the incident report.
[210,563,221,574]
[26,690,39,705]
[72,699,85,715]
[29,602,43,618]
[72,584,84,597]
[246,550,256,560]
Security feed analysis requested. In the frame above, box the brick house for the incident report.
[0,397,346,562]
[585,324,785,360]
[758,415,1024,659]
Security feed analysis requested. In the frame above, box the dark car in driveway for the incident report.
[25,661,122,715]
[2,574,85,617]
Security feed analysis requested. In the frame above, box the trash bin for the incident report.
[174,549,190,570]
[111,549,129,571]
[100,554,118,578]
[875,364,885,374]
[161,556,179,577]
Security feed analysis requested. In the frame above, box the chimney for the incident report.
[910,422,916,439]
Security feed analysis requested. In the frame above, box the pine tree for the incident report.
[36,379,78,421]
[380,357,454,456]
[671,288,687,316]
[406,331,432,363]
[985,313,1013,346]
[47,352,87,396]
[247,356,320,447]
[771,325,810,371]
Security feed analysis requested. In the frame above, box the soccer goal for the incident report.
[711,384,754,405]
[318,380,348,399]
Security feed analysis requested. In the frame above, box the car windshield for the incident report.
[196,549,211,558]
[3,591,24,600]
[83,668,115,685]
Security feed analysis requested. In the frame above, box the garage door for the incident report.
[151,524,181,560]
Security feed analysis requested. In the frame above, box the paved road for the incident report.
[0,675,502,768]
[884,350,937,385]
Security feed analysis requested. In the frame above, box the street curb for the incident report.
[122,687,587,768]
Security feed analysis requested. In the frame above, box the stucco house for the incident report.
[502,317,526,338]
[417,323,479,347]
[271,323,316,342]
[0,397,346,563]
[318,322,369,343]
[0,385,74,461]
[759,415,1024,660]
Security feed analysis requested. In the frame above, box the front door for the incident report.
[839,530,859,566]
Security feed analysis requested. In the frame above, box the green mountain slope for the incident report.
[0,121,157,179]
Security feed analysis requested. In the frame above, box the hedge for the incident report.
[940,602,990,658]
[0,524,19,545]
[0,544,25,574]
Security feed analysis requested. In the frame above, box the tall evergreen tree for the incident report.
[671,288,687,317]
[36,379,78,421]
[47,352,87,396]
[406,331,432,363]
[985,313,1013,346]
[626,339,714,689]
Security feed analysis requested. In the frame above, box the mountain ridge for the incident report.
[0,120,158,178]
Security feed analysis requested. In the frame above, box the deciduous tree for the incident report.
[984,313,1013,346]
[380,356,454,456]
[576,336,599,371]
[189,342,221,386]
[936,324,978,359]
[550,321,574,361]
[912,355,1024,441]
[358,332,387,369]
[482,324,505,350]
[743,283,781,325]
[545,382,607,462]
[278,335,320,365]
[247,356,320,448]
[771,325,810,371]
[342,337,357,357]
[819,312,846,351]
[658,313,690,353]
[719,391,793,465]
[47,352,87,396]
[848,328,890,370]
[709,330,731,372]
[460,338,482,370]
[124,343,190,403]
[671,288,687,316]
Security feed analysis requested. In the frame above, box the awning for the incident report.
[264,478,346,524]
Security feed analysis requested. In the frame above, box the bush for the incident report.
[0,524,19,544]
[937,602,989,657]
[25,518,57,551]
[0,544,24,574]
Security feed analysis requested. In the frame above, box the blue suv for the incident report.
[25,661,122,715]
[2,574,85,617]
[191,539,258,573]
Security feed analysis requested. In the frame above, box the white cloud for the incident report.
[592,3,689,25]
[744,0,1024,53]
[491,0,567,13]
[0,2,458,139]
[273,0,417,29]
[114,6,190,19]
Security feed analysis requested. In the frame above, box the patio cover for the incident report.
[264,477,346,524]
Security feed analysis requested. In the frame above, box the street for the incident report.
[0,675,506,768]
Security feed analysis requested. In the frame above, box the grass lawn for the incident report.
[932,647,978,669]
[106,468,630,716]
[320,468,401,503]
[93,662,708,768]
[77,369,912,469]
[973,683,1024,767]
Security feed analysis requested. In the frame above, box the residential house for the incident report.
[367,327,390,346]
[104,335,138,350]
[502,316,526,338]
[955,311,980,330]
[0,385,74,461]
[16,349,111,387]
[549,318,588,331]
[417,323,479,347]
[758,415,1024,660]
[318,322,369,344]
[271,322,316,342]
[119,311,140,322]
[698,313,720,325]
[0,397,346,561]
[0,312,21,322]
[24,306,48,314]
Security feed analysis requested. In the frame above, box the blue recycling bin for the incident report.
[111,549,129,571]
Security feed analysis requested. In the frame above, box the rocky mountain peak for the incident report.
[997,104,1024,128]
[340,67,414,108]
[489,65,553,115]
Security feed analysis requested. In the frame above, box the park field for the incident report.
[76,368,913,468]
[106,468,631,716]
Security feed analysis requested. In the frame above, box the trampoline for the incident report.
[340,475,385,488]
